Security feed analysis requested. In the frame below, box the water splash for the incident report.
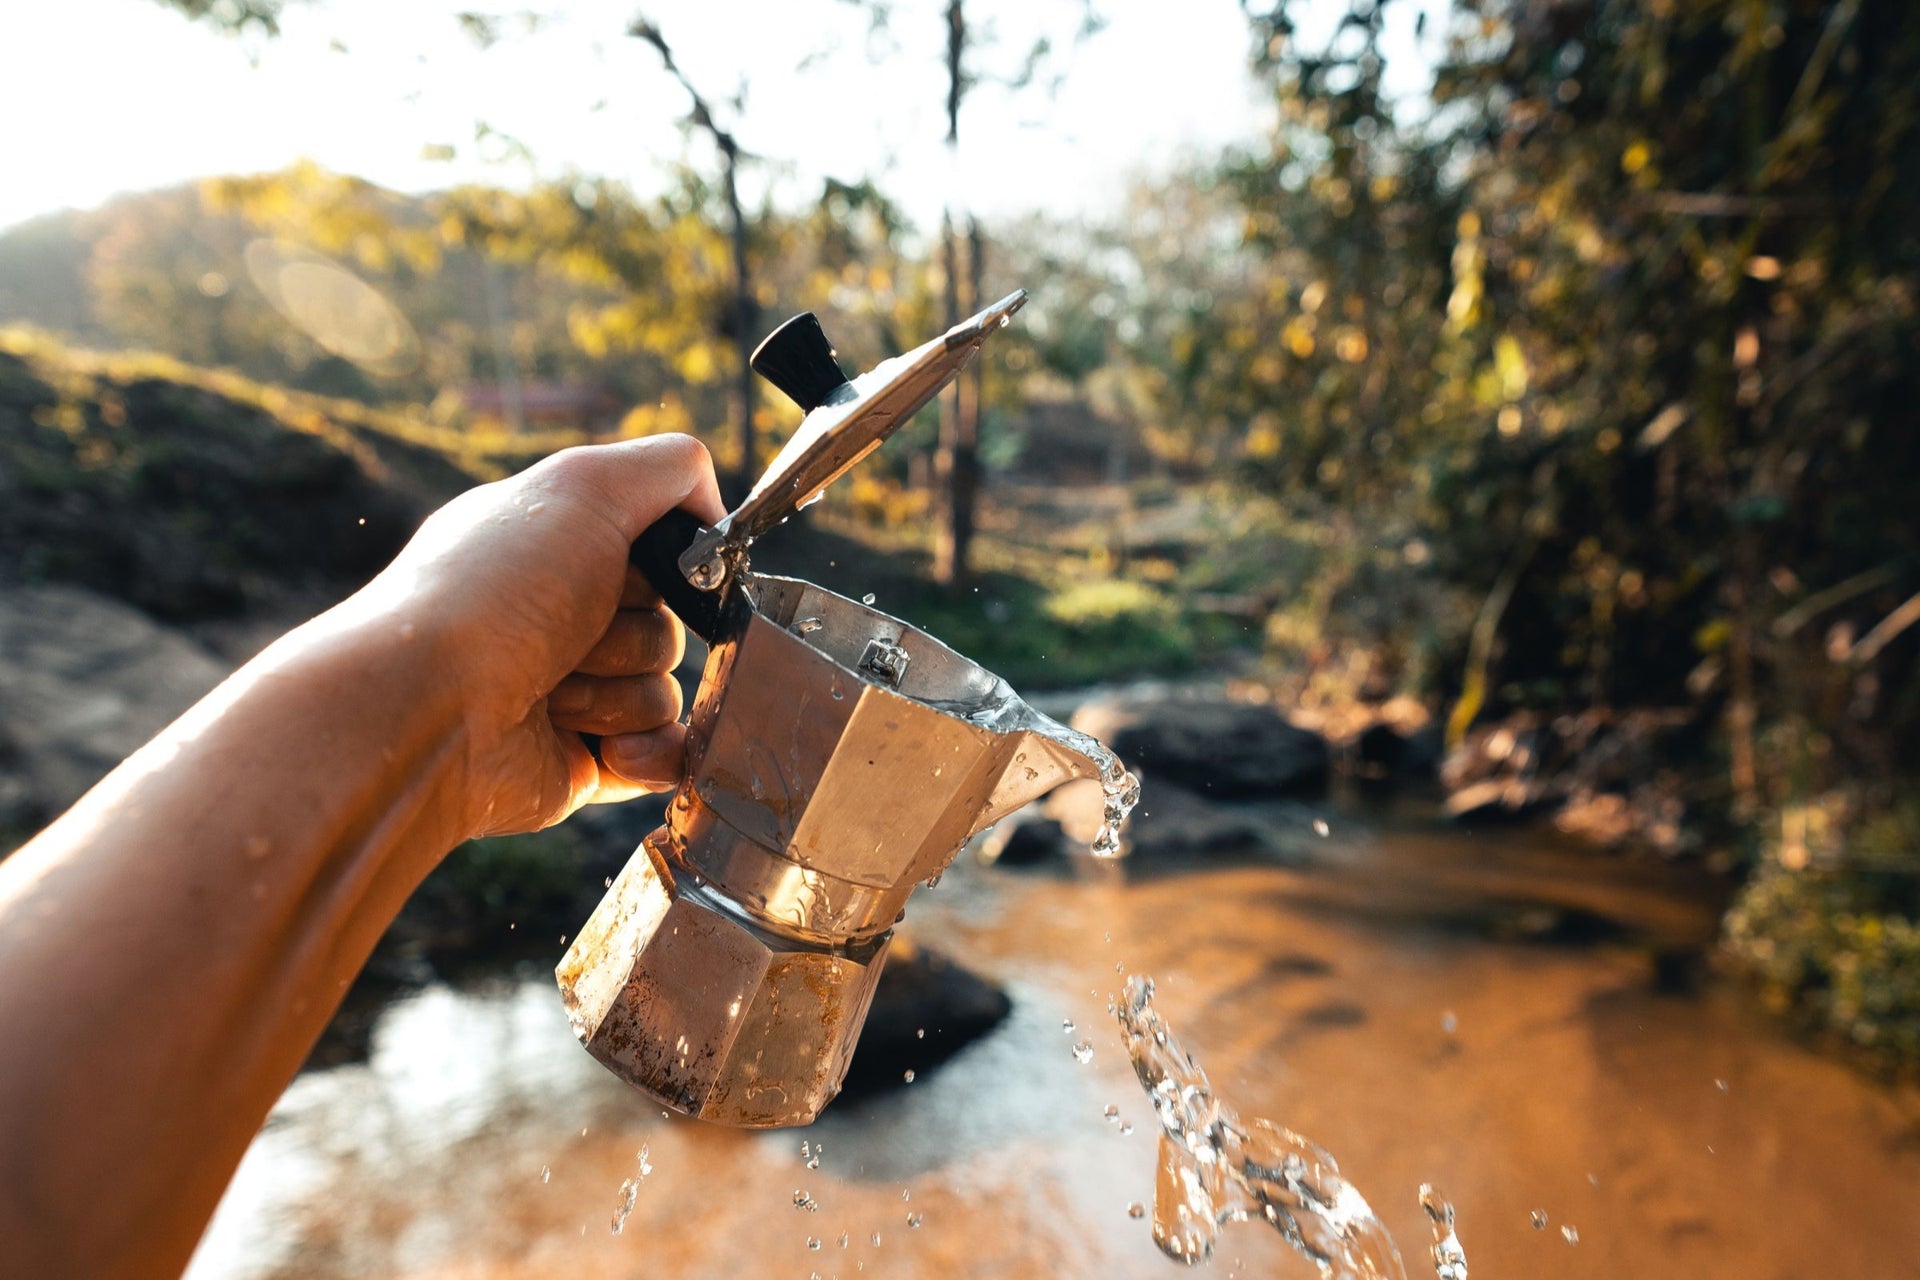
[610,1178,639,1235]
[1420,1186,1467,1280]
[1118,976,1467,1278]
[609,1143,652,1235]
[1092,758,1143,858]
[929,689,1139,857]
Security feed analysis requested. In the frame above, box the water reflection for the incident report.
[191,821,1920,1280]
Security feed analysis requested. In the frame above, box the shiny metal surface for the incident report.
[679,290,1028,591]
[558,572,1104,1126]
[556,831,887,1129]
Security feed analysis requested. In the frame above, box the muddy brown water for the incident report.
[189,813,1920,1280]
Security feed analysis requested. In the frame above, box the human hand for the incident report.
[350,434,725,839]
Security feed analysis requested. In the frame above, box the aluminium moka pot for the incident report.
[557,292,1116,1127]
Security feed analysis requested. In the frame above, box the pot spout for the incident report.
[958,687,1131,842]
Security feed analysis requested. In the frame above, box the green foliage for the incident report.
[1723,796,1920,1070]
[901,570,1197,691]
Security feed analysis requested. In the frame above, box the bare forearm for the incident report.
[0,435,722,1279]
[0,598,471,1279]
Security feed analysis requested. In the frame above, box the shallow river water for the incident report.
[189,811,1920,1280]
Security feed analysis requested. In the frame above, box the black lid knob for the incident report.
[750,312,853,414]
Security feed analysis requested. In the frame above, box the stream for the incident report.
[188,809,1920,1279]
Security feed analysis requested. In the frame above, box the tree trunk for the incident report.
[722,143,757,503]
[934,216,983,583]
[932,0,980,584]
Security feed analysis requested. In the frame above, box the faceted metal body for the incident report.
[557,573,1106,1127]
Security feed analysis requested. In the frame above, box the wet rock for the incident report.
[1071,689,1329,799]
[0,585,231,827]
[1121,783,1299,862]
[977,815,1071,867]
[837,939,1011,1099]
[1442,779,1566,825]
[1038,775,1309,866]
[1441,710,1701,854]
[1355,720,1444,783]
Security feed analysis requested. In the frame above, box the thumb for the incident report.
[550,435,727,539]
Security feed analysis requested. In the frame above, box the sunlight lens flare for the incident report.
[242,238,419,377]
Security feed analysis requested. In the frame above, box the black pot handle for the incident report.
[627,506,738,646]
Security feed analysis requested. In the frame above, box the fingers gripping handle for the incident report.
[628,507,735,646]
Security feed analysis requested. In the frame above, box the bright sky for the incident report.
[0,0,1441,235]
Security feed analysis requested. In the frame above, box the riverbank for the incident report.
[191,816,1920,1280]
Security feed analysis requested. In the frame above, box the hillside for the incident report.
[0,327,576,622]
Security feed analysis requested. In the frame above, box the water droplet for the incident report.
[806,1236,822,1250]
[1104,1103,1120,1122]
[1714,1078,1728,1092]
[1442,1010,1459,1034]
[1312,818,1330,837]
[870,1231,882,1246]
[861,592,876,605]
[1420,1184,1469,1280]
[539,1164,550,1184]
[1128,1201,1146,1219]
[1530,1210,1548,1230]
[922,872,942,889]
[903,1069,916,1084]
[794,1189,819,1212]
[604,875,613,889]
[915,1028,925,1039]
[1072,1039,1095,1064]
[610,1178,639,1234]
[1561,1224,1580,1245]
[1062,1018,1077,1034]
[1119,1121,1133,1135]
[838,1232,850,1248]
[906,1212,923,1228]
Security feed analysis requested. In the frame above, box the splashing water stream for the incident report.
[1117,976,1467,1278]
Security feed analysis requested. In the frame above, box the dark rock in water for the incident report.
[1123,782,1301,862]
[1356,720,1444,783]
[837,940,1011,1100]
[979,816,1071,867]
[1071,689,1329,799]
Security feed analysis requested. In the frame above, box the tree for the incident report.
[628,15,764,502]
[838,0,1103,582]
